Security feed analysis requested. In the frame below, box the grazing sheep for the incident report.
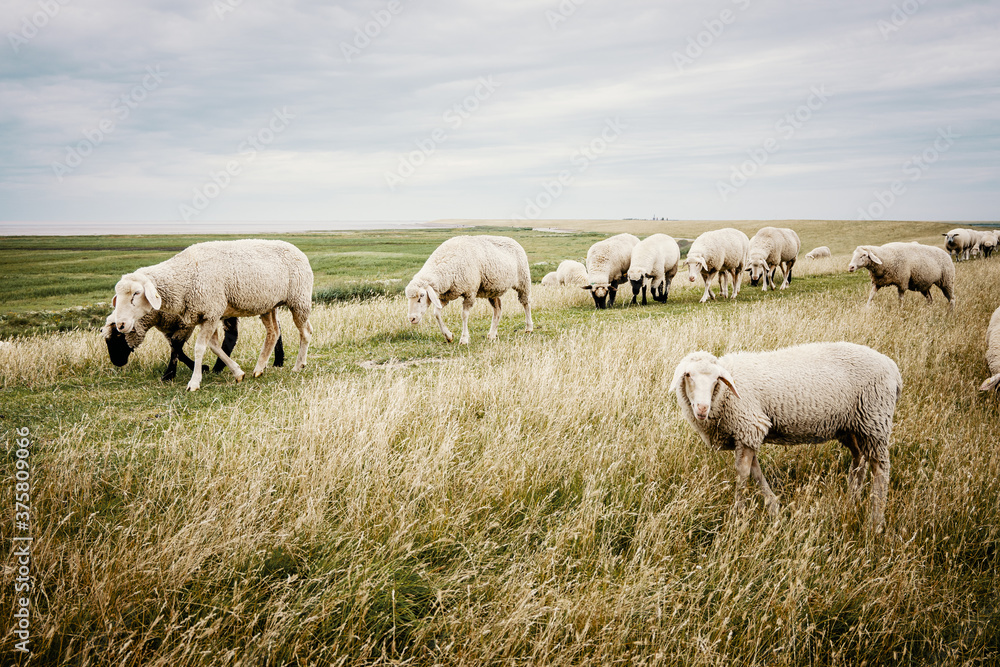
[942,228,976,261]
[101,311,284,382]
[541,271,559,287]
[555,259,589,287]
[627,234,681,305]
[980,231,998,259]
[847,242,955,311]
[747,227,801,291]
[405,235,533,344]
[670,342,902,528]
[582,233,640,309]
[684,228,751,303]
[980,306,1000,392]
[111,239,313,391]
[805,246,831,260]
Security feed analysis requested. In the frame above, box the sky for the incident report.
[1,0,998,227]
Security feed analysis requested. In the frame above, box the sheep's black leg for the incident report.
[213,318,239,373]
[273,334,285,367]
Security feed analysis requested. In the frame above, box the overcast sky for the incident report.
[1,0,998,226]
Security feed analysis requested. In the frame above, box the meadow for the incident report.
[1,220,998,666]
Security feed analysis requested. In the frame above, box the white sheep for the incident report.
[670,342,902,528]
[555,259,588,287]
[627,234,681,305]
[111,239,313,391]
[847,242,956,310]
[942,228,976,261]
[582,233,640,308]
[980,306,1000,392]
[683,228,750,303]
[405,235,533,344]
[747,227,801,291]
[805,246,831,260]
[979,231,998,259]
[541,271,559,287]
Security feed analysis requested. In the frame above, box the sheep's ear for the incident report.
[867,251,882,266]
[699,257,709,271]
[582,285,594,291]
[668,365,687,393]
[100,323,113,339]
[143,279,162,310]
[425,285,442,309]
[111,294,117,307]
[717,368,740,399]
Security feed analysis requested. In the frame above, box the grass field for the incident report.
[1,221,998,666]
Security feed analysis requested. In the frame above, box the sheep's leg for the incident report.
[720,271,730,299]
[842,433,867,503]
[701,271,717,303]
[290,307,313,369]
[213,318,239,373]
[486,297,502,341]
[272,319,285,366]
[781,260,794,289]
[733,445,754,512]
[940,284,956,312]
[517,287,533,332]
[922,290,933,305]
[732,268,743,298]
[162,341,182,382]
[459,296,475,345]
[865,284,880,307]
[640,282,647,305]
[869,448,890,531]
[253,310,280,377]
[188,320,244,391]
[608,286,618,307]
[749,452,781,519]
[896,286,907,305]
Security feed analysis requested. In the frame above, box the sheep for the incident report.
[683,228,750,303]
[805,246,831,260]
[847,242,955,311]
[670,342,902,528]
[582,233,640,309]
[541,271,559,287]
[980,306,1000,392]
[626,234,681,305]
[747,227,801,291]
[942,228,976,261]
[111,239,313,391]
[979,231,998,259]
[405,235,533,344]
[555,259,589,287]
[101,311,284,382]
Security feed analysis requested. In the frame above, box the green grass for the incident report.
[1,223,998,666]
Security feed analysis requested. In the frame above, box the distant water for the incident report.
[0,221,433,236]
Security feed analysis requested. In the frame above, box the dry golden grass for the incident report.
[2,248,999,666]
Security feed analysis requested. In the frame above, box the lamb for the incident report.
[683,228,750,303]
[101,311,284,382]
[541,272,559,286]
[670,342,902,528]
[111,239,313,391]
[980,306,1000,392]
[405,235,533,344]
[582,233,640,309]
[942,228,976,261]
[555,259,588,287]
[805,246,831,260]
[847,242,955,311]
[627,234,681,305]
[746,227,801,291]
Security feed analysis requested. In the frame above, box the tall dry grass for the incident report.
[2,257,998,666]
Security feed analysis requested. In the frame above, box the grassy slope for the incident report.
[1,223,998,666]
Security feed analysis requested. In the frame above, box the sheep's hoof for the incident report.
[459,336,470,345]
[253,370,264,378]
[234,372,245,384]
[186,381,200,392]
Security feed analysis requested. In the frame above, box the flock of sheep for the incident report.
[101,226,1000,529]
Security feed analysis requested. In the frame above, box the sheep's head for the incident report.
[747,258,770,286]
[582,282,611,309]
[112,273,161,333]
[669,352,740,421]
[685,255,709,282]
[627,269,651,296]
[405,281,441,324]
[101,313,134,367]
[847,246,880,273]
